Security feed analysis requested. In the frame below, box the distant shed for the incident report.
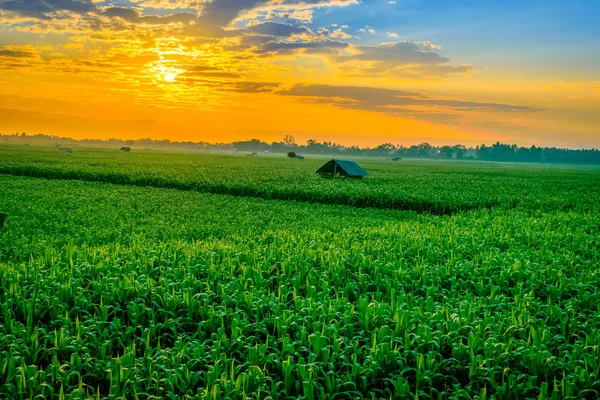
[316,159,368,179]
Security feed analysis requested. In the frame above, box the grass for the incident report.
[1,147,600,399]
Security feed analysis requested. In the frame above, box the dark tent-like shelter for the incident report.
[316,159,368,179]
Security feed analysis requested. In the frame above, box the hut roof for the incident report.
[316,159,368,177]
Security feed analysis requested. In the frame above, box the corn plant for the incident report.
[1,149,600,399]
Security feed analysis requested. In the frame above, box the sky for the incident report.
[0,0,599,148]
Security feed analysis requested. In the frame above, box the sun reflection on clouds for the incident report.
[164,72,177,82]
[146,60,184,84]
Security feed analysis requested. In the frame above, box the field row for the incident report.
[2,176,600,399]
[2,146,599,214]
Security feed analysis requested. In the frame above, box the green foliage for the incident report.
[1,145,600,215]
[0,212,7,228]
[1,149,600,399]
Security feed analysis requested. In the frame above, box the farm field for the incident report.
[2,145,600,214]
[1,146,600,399]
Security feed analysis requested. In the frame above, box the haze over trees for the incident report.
[2,132,600,164]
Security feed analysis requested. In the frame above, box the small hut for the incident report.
[120,147,131,152]
[316,159,368,179]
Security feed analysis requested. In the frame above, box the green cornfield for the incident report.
[1,145,600,399]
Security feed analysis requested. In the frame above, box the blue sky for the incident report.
[307,0,600,76]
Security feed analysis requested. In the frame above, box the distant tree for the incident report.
[2,132,600,164]
[454,145,466,159]
[374,143,396,156]
[477,144,489,160]
[305,139,326,154]
[414,142,433,158]
[271,141,286,153]
[439,146,454,159]
[283,135,296,146]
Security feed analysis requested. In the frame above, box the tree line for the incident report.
[3,132,600,164]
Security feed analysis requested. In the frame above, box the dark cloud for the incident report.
[0,0,95,19]
[246,22,312,37]
[0,0,355,41]
[0,48,37,57]
[200,0,267,26]
[277,84,541,119]
[194,0,357,27]
[101,6,138,20]
[226,33,277,50]
[227,81,280,93]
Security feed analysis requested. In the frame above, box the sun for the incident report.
[164,72,177,82]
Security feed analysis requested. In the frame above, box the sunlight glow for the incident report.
[164,72,177,83]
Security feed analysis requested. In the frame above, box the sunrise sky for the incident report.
[0,0,598,147]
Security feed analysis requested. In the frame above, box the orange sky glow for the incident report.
[1,0,599,148]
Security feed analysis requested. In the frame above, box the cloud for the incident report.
[335,41,474,78]
[101,6,138,20]
[266,9,313,23]
[0,0,357,42]
[330,28,350,39]
[227,81,280,93]
[0,46,37,57]
[137,0,207,10]
[232,0,357,25]
[0,0,95,19]
[0,45,44,69]
[246,21,312,37]
[277,84,541,122]
[254,39,348,55]
[199,0,267,27]
[345,41,444,64]
[185,70,241,79]
[101,7,197,25]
